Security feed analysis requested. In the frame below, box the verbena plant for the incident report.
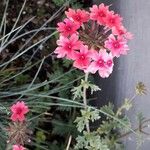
[54,3,148,150]
[0,1,149,150]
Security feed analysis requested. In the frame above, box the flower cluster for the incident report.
[9,101,29,150]
[54,3,132,78]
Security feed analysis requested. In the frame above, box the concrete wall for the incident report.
[93,0,150,149]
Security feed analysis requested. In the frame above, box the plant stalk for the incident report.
[119,118,150,138]
[83,73,90,133]
[66,135,72,150]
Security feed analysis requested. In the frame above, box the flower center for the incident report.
[75,15,81,21]
[16,108,22,115]
[107,60,112,67]
[98,11,106,17]
[67,44,72,50]
[66,26,72,31]
[97,59,104,67]
[80,55,85,60]
[109,18,115,24]
[113,42,120,49]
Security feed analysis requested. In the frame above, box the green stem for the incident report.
[83,73,90,133]
[6,144,10,150]
[119,118,150,138]
[66,135,72,150]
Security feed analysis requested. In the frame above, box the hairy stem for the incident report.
[119,118,150,138]
[83,73,90,133]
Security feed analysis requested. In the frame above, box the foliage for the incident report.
[75,108,100,132]
[72,79,101,100]
[75,131,109,150]
[52,0,83,8]
[74,82,147,150]
[0,0,149,150]
[35,131,46,150]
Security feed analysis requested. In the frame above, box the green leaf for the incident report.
[100,103,115,117]
[75,108,100,132]
[75,131,109,150]
[88,83,101,94]
[72,84,83,100]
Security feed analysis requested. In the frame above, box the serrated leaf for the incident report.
[75,131,109,150]
[88,83,101,94]
[71,85,83,100]
[75,108,100,132]
[100,103,115,116]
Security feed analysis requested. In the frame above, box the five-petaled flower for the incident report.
[88,50,114,78]
[57,19,80,37]
[13,145,25,150]
[65,8,89,25]
[90,4,109,25]
[54,34,82,59]
[72,45,91,70]
[112,26,133,39]
[105,34,129,57]
[105,11,122,28]
[10,101,29,122]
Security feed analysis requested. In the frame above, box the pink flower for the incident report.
[13,145,25,150]
[65,8,89,25]
[72,45,91,70]
[57,19,80,37]
[112,26,127,36]
[105,34,129,57]
[54,34,82,59]
[124,32,133,40]
[10,101,29,122]
[90,4,109,25]
[88,50,114,78]
[112,26,133,40]
[105,11,122,28]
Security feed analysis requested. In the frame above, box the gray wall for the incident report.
[93,0,150,149]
